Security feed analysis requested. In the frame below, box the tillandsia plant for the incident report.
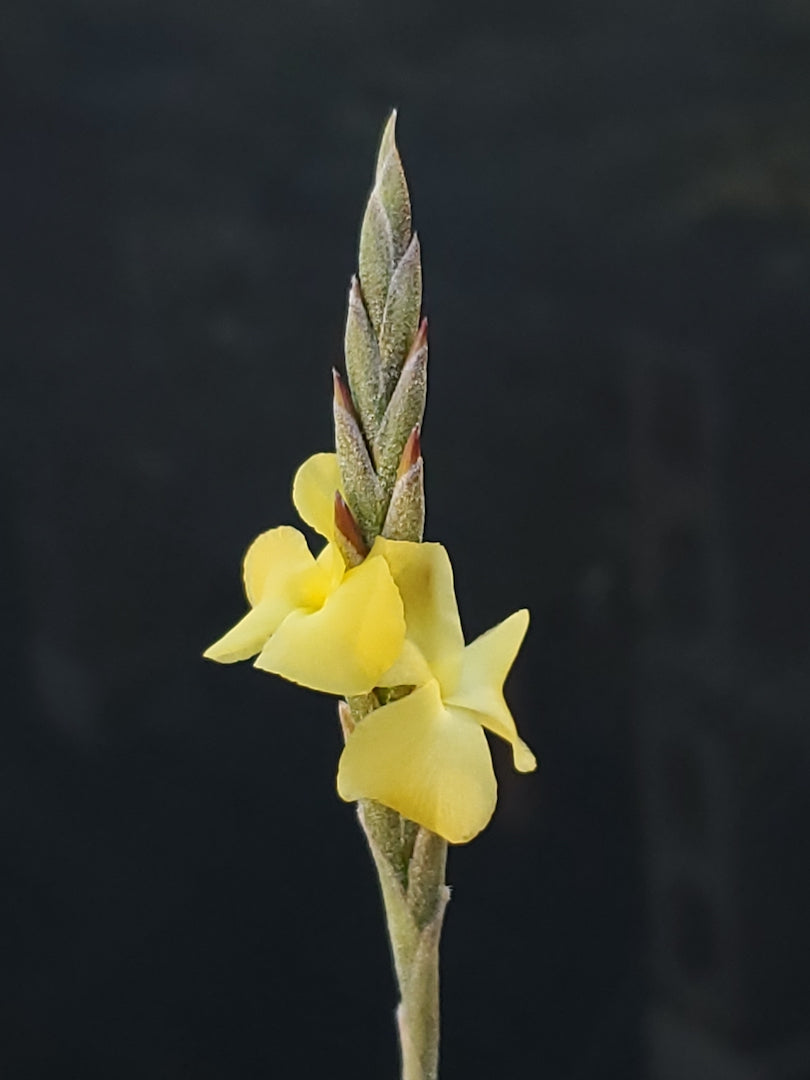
[204,113,536,1080]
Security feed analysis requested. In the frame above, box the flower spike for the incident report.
[204,114,535,1080]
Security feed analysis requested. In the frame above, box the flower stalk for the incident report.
[205,110,536,1080]
[338,111,445,1080]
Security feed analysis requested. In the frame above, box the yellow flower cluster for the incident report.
[205,454,535,844]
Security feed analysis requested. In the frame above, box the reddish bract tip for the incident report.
[334,491,369,558]
[410,316,428,355]
[332,368,355,413]
[397,425,422,479]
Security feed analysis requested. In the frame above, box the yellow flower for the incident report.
[337,540,536,844]
[204,454,405,696]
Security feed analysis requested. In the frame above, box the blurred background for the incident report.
[2,1,810,1076]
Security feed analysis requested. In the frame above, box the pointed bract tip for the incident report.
[397,425,422,479]
[410,316,428,355]
[332,368,354,412]
[334,491,369,559]
[376,110,400,175]
[348,275,368,312]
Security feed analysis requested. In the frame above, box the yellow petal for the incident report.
[254,554,404,695]
[377,638,434,689]
[337,680,497,844]
[315,541,346,594]
[203,597,291,664]
[243,526,316,607]
[444,609,536,773]
[292,453,342,540]
[290,541,347,612]
[372,539,464,690]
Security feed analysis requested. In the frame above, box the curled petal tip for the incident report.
[516,741,538,773]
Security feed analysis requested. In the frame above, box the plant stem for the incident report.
[359,804,449,1080]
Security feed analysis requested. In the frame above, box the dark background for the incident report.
[2,1,809,1077]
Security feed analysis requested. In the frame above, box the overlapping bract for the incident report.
[205,453,535,843]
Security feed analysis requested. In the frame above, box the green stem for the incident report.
[359,803,449,1080]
